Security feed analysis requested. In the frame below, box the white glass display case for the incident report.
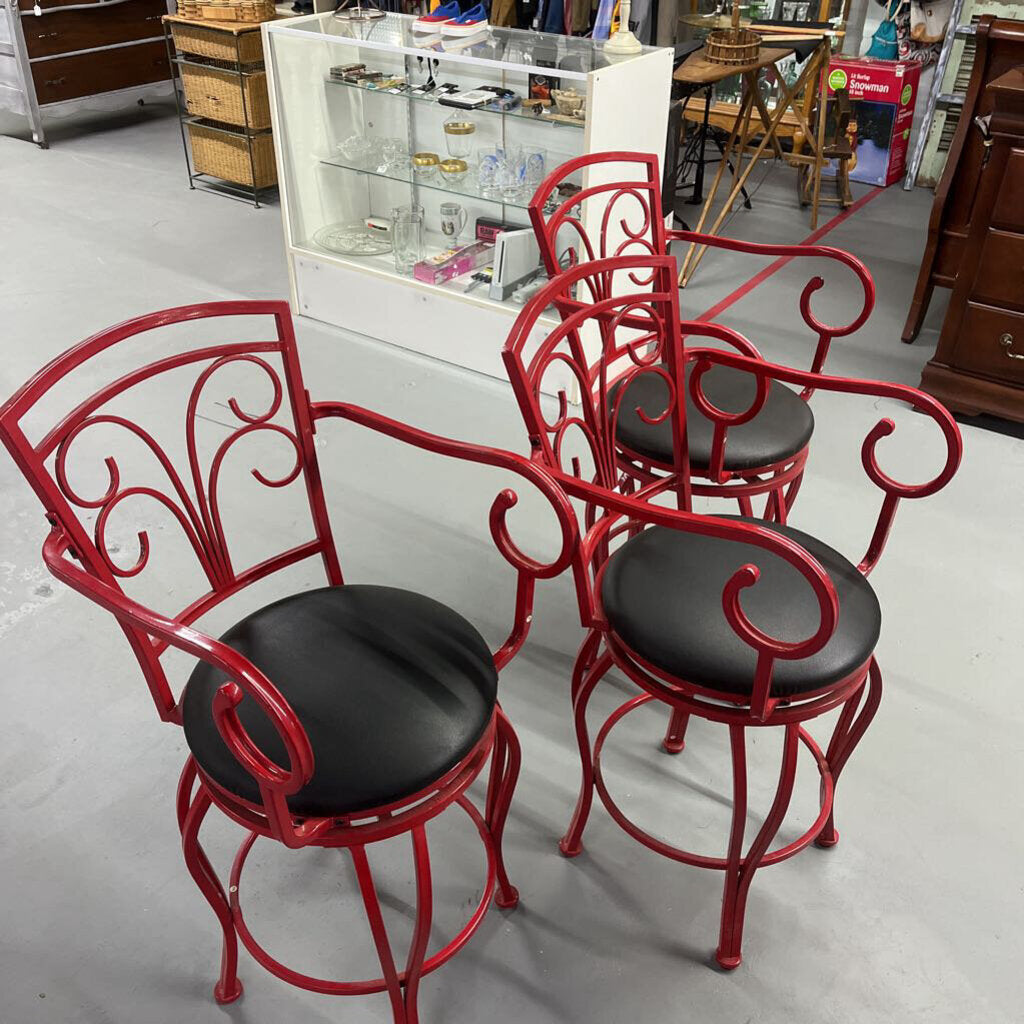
[264,11,673,386]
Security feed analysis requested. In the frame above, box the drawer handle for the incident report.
[1000,333,1024,361]
[44,76,66,87]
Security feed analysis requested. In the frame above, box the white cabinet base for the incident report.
[292,250,571,396]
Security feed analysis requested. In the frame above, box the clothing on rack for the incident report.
[897,0,945,65]
[865,0,903,59]
[541,0,564,32]
[491,0,517,25]
[593,0,615,39]
[568,0,591,33]
[630,0,653,43]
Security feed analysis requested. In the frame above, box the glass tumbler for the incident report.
[477,146,501,196]
[378,137,408,172]
[391,204,425,275]
[443,115,476,158]
[497,147,527,202]
[524,147,546,187]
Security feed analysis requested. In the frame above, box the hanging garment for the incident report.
[628,0,652,43]
[896,0,942,65]
[593,0,615,40]
[491,0,517,25]
[543,0,564,32]
[910,0,953,43]
[865,0,903,59]
[569,0,590,33]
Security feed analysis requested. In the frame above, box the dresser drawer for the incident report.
[31,39,168,104]
[992,148,1024,234]
[973,229,1024,313]
[18,0,129,9]
[23,0,166,60]
[952,303,1024,385]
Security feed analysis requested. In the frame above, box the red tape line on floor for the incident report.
[691,186,885,323]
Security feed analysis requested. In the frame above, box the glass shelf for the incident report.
[269,11,660,79]
[320,154,551,210]
[324,76,586,131]
[294,227,557,320]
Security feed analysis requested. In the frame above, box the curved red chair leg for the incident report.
[783,471,805,518]
[484,713,507,829]
[716,723,800,969]
[560,642,613,858]
[816,659,883,848]
[488,707,522,909]
[570,630,603,707]
[352,843,406,1022]
[403,826,433,1024]
[180,780,243,1004]
[662,707,690,754]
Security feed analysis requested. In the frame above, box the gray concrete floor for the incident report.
[2,103,1022,1024]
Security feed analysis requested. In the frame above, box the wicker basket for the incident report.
[170,19,266,63]
[176,0,275,23]
[188,121,277,188]
[182,61,270,129]
[705,27,760,65]
[705,7,760,66]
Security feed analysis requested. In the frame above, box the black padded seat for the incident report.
[182,585,497,818]
[609,364,814,472]
[601,517,880,698]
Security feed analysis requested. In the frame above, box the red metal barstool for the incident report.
[0,301,578,1020]
[528,151,876,524]
[503,257,963,968]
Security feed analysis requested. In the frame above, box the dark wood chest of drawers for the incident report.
[0,0,171,146]
[919,67,1024,422]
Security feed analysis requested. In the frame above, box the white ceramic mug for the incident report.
[439,202,467,241]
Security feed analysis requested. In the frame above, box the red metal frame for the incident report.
[504,261,963,969]
[527,151,877,521]
[0,301,579,1020]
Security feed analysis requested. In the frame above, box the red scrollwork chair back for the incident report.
[529,150,878,380]
[506,254,965,716]
[0,301,341,736]
[528,151,667,294]
[503,253,690,500]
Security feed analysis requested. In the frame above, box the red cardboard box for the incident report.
[824,57,921,187]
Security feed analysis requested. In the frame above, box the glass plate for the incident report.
[313,222,393,255]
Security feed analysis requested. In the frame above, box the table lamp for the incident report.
[605,0,643,55]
